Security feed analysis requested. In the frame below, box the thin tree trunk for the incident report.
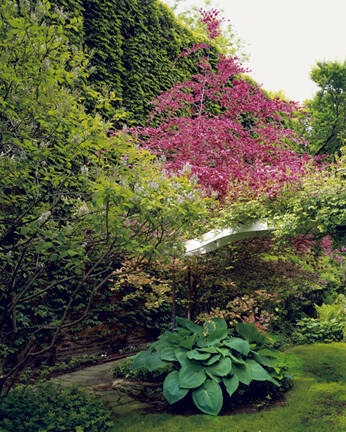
[171,257,176,330]
[187,265,192,320]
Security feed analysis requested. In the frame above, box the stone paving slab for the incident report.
[51,359,150,416]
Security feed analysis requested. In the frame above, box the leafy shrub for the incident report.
[291,317,343,344]
[130,317,291,415]
[114,356,174,383]
[197,289,280,334]
[315,294,346,338]
[0,383,116,432]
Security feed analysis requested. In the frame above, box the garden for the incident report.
[0,1,345,431]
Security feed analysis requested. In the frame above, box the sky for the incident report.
[165,0,346,103]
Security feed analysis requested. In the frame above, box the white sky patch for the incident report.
[164,0,346,103]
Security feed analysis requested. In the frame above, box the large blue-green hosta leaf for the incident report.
[207,318,228,331]
[199,346,218,354]
[132,350,166,372]
[192,379,223,416]
[163,371,189,404]
[222,375,239,398]
[216,347,230,357]
[232,362,253,385]
[179,362,206,389]
[187,349,210,361]
[207,357,232,377]
[175,348,189,365]
[236,322,267,344]
[257,348,277,358]
[223,337,250,355]
[160,346,176,361]
[246,359,279,385]
[252,352,274,368]
[179,334,198,350]
[176,317,204,334]
[228,353,246,365]
[203,354,221,365]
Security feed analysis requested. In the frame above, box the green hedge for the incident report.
[50,0,216,123]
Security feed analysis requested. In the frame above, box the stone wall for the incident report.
[55,324,154,360]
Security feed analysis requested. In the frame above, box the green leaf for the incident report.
[222,375,239,398]
[203,354,221,365]
[192,379,223,416]
[163,371,189,404]
[205,318,229,345]
[252,352,274,368]
[207,357,232,377]
[216,347,231,357]
[223,337,250,355]
[175,348,189,365]
[132,350,166,372]
[199,346,218,354]
[206,328,228,344]
[246,359,279,385]
[206,370,221,383]
[257,348,277,358]
[160,346,176,361]
[176,317,204,334]
[236,322,261,343]
[207,318,228,331]
[187,349,210,361]
[179,362,206,389]
[165,332,185,345]
[179,334,198,350]
[232,363,253,385]
[132,350,152,370]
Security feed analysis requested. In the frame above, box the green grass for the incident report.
[114,343,346,432]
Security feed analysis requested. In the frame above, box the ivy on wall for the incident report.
[50,0,215,123]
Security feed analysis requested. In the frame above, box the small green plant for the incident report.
[114,356,174,383]
[0,383,116,432]
[315,294,346,338]
[131,317,289,415]
[291,317,343,344]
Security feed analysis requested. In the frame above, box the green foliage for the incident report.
[51,0,218,123]
[315,294,346,339]
[114,356,174,383]
[0,383,116,432]
[291,317,343,345]
[167,0,248,61]
[175,237,341,337]
[131,318,289,415]
[315,294,346,321]
[304,60,346,159]
[219,161,345,240]
[0,0,208,394]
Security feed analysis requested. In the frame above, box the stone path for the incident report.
[52,360,149,417]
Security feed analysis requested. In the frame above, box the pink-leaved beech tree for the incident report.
[131,9,315,201]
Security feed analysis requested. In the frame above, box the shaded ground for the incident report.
[52,359,149,417]
[51,343,346,431]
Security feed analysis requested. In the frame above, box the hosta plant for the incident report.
[132,317,286,415]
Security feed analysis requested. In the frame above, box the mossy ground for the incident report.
[114,343,346,432]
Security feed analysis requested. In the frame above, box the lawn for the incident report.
[114,343,346,432]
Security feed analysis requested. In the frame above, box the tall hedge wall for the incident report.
[50,0,214,124]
